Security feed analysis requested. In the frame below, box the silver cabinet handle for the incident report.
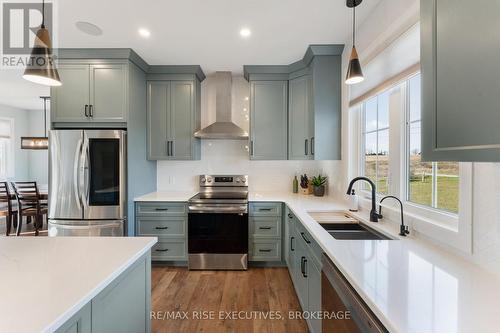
[259,249,272,253]
[290,236,295,251]
[258,208,272,211]
[305,139,308,155]
[155,208,169,211]
[166,140,171,156]
[259,226,272,230]
[84,105,89,117]
[300,232,311,244]
[311,137,314,156]
[171,140,175,157]
[155,226,169,230]
[89,105,93,117]
[155,248,169,252]
[250,140,254,156]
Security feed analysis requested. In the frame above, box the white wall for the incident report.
[157,75,342,196]
[343,0,500,276]
[0,104,49,184]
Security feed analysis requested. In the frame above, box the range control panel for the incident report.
[199,175,248,187]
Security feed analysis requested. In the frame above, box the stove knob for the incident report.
[201,177,206,183]
[206,177,212,183]
[235,178,240,183]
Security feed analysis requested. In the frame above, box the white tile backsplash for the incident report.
[157,140,341,195]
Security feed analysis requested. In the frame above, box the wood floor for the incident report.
[151,266,309,333]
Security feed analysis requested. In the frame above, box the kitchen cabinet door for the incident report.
[51,64,90,123]
[308,260,322,333]
[89,64,127,122]
[294,238,309,310]
[289,75,313,160]
[421,0,500,161]
[170,81,195,159]
[147,81,170,159]
[250,81,288,160]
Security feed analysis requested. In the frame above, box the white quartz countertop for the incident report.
[0,237,157,333]
[134,191,197,202]
[134,191,500,332]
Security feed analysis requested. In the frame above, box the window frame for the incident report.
[0,117,14,180]
[355,71,467,222]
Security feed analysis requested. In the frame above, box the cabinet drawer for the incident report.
[249,202,282,216]
[136,202,187,217]
[250,217,281,238]
[137,217,185,237]
[249,240,281,261]
[151,239,186,261]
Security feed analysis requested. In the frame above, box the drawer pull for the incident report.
[290,236,295,251]
[155,226,169,230]
[259,249,272,253]
[155,208,169,211]
[259,226,272,230]
[300,232,311,244]
[288,213,293,219]
[258,208,272,211]
[155,248,169,252]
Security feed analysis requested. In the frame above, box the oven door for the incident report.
[188,212,248,254]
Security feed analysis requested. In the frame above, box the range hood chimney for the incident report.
[194,71,248,140]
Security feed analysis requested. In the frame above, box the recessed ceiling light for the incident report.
[75,21,103,36]
[138,28,151,38]
[239,28,251,38]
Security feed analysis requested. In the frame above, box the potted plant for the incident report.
[299,174,312,195]
[311,174,327,197]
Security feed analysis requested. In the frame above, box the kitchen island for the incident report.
[0,237,156,333]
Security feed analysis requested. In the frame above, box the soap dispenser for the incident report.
[349,189,359,212]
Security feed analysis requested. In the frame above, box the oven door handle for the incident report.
[188,205,248,214]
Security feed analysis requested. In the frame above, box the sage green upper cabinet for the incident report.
[244,44,344,161]
[249,80,288,160]
[90,64,128,122]
[288,75,313,160]
[147,80,201,160]
[51,64,90,123]
[421,0,500,161]
[51,62,127,125]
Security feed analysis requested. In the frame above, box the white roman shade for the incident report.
[350,23,420,106]
[0,119,12,139]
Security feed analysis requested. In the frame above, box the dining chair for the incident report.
[11,182,47,236]
[0,182,17,236]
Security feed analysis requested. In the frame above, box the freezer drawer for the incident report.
[48,220,124,237]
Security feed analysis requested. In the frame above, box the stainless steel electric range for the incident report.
[188,175,249,270]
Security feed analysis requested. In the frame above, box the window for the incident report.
[0,118,13,179]
[407,74,459,213]
[358,73,459,214]
[362,91,391,194]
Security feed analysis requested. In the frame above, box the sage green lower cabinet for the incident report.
[135,202,188,262]
[249,81,288,160]
[286,205,322,333]
[54,252,151,333]
[248,202,283,264]
[92,257,150,333]
[54,303,91,333]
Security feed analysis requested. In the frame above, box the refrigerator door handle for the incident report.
[80,137,90,208]
[73,138,83,211]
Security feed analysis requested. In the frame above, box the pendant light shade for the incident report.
[345,0,364,85]
[22,0,61,87]
[346,46,364,85]
[21,97,49,150]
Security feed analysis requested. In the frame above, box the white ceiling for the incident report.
[0,0,382,110]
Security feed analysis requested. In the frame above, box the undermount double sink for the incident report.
[308,211,394,240]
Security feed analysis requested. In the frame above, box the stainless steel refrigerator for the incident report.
[48,130,126,236]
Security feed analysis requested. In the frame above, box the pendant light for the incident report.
[345,0,364,85]
[23,0,62,86]
[21,97,49,150]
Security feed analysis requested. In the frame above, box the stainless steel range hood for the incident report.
[194,72,248,140]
